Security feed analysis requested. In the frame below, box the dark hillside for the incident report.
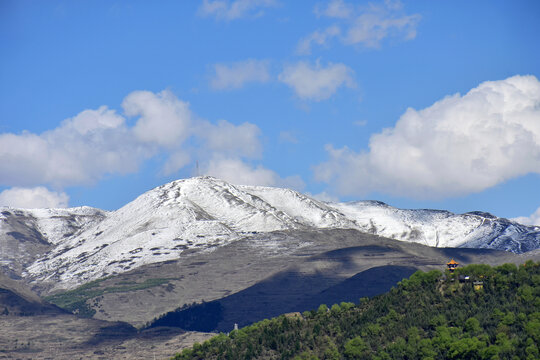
[0,272,66,316]
[147,264,416,333]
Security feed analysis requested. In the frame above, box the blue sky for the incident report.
[1,0,540,224]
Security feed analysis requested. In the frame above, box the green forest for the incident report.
[172,261,540,360]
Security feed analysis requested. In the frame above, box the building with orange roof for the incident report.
[446,259,459,273]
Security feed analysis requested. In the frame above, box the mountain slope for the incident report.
[0,176,537,290]
[0,272,66,316]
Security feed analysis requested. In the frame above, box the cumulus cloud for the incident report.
[1,89,302,197]
[210,59,270,90]
[197,119,262,158]
[301,0,420,52]
[315,75,540,199]
[203,156,304,190]
[0,90,271,189]
[199,0,277,21]
[512,207,540,227]
[0,106,149,187]
[162,151,192,176]
[279,61,355,101]
[0,187,69,208]
[204,157,279,186]
[123,90,192,147]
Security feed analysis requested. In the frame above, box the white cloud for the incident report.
[197,119,262,158]
[279,61,355,101]
[0,187,69,208]
[0,106,150,187]
[512,207,540,227]
[122,90,192,147]
[63,106,125,134]
[160,119,263,176]
[0,90,269,188]
[204,157,279,186]
[302,0,420,52]
[199,0,277,21]
[296,26,340,55]
[315,75,540,199]
[210,59,270,90]
[162,151,191,176]
[203,156,304,190]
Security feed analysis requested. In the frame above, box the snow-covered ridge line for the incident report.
[1,176,539,290]
[0,206,107,244]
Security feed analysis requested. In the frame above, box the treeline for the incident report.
[172,261,540,359]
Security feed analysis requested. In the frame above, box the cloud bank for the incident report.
[315,75,540,199]
[279,61,355,101]
[0,106,148,188]
[0,187,69,208]
[0,90,299,207]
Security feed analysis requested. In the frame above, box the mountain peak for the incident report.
[464,211,498,219]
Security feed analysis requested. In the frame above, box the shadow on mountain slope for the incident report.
[147,259,416,333]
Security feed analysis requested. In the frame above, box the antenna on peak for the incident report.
[196,160,200,177]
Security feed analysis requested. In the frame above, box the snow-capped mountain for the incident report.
[1,176,539,290]
[0,207,105,278]
[332,201,540,253]
[25,177,358,288]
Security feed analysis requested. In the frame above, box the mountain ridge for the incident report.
[1,176,539,291]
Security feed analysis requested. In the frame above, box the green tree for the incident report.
[465,317,481,334]
[322,338,340,360]
[344,336,368,359]
[317,304,329,315]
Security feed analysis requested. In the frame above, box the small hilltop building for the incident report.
[446,259,459,273]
